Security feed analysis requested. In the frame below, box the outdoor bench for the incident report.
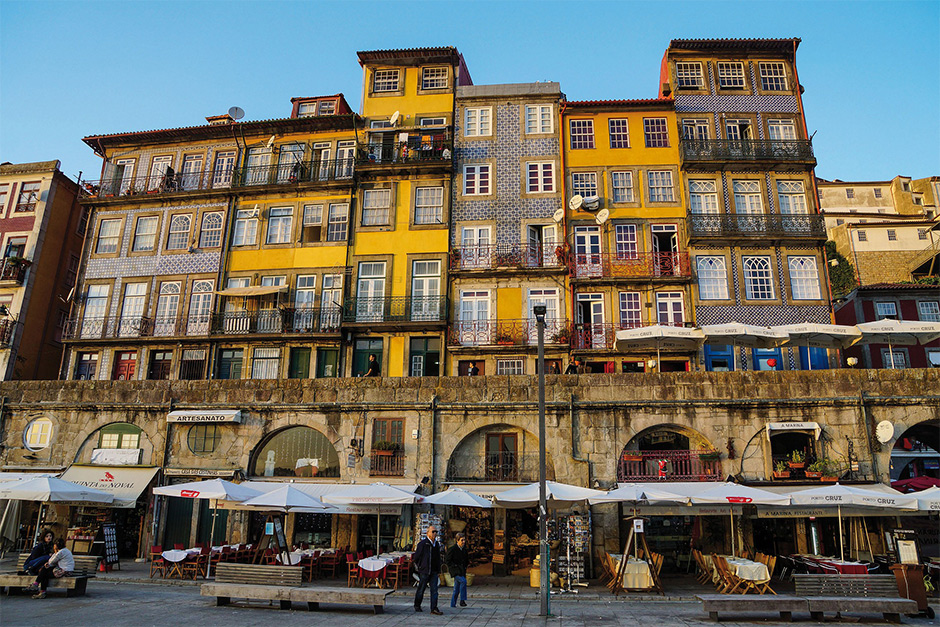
[200,563,303,609]
[794,574,918,623]
[0,552,100,597]
[697,593,808,621]
[289,586,395,614]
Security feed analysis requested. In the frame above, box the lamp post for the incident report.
[533,304,550,616]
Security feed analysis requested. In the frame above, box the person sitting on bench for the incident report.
[31,538,74,599]
[23,529,54,578]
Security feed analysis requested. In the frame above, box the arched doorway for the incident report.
[617,425,720,482]
[446,424,555,483]
[250,426,341,479]
[891,418,939,484]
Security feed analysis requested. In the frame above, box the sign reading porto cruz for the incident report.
[166,409,242,423]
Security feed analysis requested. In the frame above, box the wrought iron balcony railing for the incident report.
[369,451,405,477]
[687,213,827,240]
[680,138,815,166]
[0,258,29,285]
[0,319,16,347]
[232,158,354,187]
[446,452,555,483]
[213,308,341,335]
[342,296,447,324]
[448,318,569,347]
[359,129,453,165]
[569,252,692,280]
[63,315,213,340]
[570,321,686,351]
[617,449,722,482]
[450,243,565,271]
[81,168,236,199]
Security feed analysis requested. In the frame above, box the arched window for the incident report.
[199,212,223,248]
[696,256,728,300]
[24,418,53,451]
[98,423,142,449]
[166,214,192,250]
[252,427,340,478]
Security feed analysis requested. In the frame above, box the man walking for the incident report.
[413,525,443,614]
[446,532,469,608]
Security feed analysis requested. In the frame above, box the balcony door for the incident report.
[576,293,607,349]
[411,260,441,321]
[293,275,317,331]
[574,226,602,277]
[767,119,796,140]
[527,224,557,267]
[212,151,235,188]
[154,282,181,336]
[320,274,342,331]
[356,262,386,322]
[458,290,490,345]
[245,148,270,185]
[336,141,355,179]
[527,288,560,343]
[656,291,685,326]
[180,154,203,190]
[223,277,250,333]
[186,280,213,335]
[314,143,332,181]
[277,143,305,183]
[258,276,285,333]
[460,226,490,269]
[651,224,679,276]
[118,282,147,337]
[81,285,109,339]
[108,158,135,195]
[147,156,172,191]
[485,433,518,481]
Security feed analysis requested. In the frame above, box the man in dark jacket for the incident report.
[413,525,443,614]
[445,533,469,607]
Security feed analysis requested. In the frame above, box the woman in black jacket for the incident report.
[23,529,54,577]
[445,533,470,608]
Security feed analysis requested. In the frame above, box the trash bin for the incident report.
[890,564,933,618]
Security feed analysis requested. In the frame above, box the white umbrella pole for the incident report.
[730,508,735,556]
[33,503,44,545]
[657,345,661,371]
[732,341,737,371]
[838,505,844,561]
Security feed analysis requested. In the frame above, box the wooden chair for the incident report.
[347,560,362,587]
[650,552,664,577]
[713,554,745,594]
[754,556,777,595]
[693,550,712,585]
[596,550,614,586]
[604,553,621,592]
[173,543,185,550]
[149,545,166,578]
[384,557,402,589]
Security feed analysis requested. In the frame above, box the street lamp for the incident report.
[533,304,550,616]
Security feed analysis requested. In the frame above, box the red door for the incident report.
[113,351,137,380]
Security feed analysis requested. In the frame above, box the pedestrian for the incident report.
[467,362,479,376]
[413,525,443,614]
[564,359,579,374]
[364,354,380,377]
[31,538,73,599]
[22,529,54,580]
[446,532,469,608]
[549,362,560,375]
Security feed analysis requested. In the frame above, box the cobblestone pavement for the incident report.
[1,580,937,627]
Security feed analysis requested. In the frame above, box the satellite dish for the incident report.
[552,208,565,223]
[569,195,583,211]
[389,111,400,126]
[875,420,895,444]
[595,209,610,225]
[228,106,245,120]
[265,135,276,150]
[582,195,600,211]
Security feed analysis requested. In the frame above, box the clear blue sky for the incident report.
[2,0,938,183]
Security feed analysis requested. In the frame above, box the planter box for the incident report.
[788,462,806,470]
[773,471,791,479]
[820,476,838,482]
[372,449,396,457]
[804,471,822,479]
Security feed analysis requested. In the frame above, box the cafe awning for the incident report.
[214,286,287,297]
[60,465,160,508]
[765,421,821,440]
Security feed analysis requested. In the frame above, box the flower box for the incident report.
[804,471,823,479]
[621,454,643,462]
[820,475,838,482]
[787,462,806,470]
[773,470,791,479]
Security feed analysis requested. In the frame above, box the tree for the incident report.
[825,241,857,298]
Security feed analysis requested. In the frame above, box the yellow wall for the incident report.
[360,65,455,121]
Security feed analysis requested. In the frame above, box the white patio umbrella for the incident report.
[701,322,789,371]
[589,483,688,519]
[789,483,918,560]
[0,477,114,545]
[690,483,789,555]
[855,319,940,368]
[422,487,493,508]
[912,486,940,512]
[775,323,862,350]
[241,485,334,512]
[614,325,706,368]
[494,481,607,510]
[323,483,422,554]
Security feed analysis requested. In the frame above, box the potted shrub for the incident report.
[698,451,721,462]
[805,460,824,479]
[773,460,790,479]
[820,460,839,482]
[621,451,643,462]
[551,329,570,344]
[4,256,30,268]
[372,441,400,457]
[495,332,514,345]
[787,450,806,470]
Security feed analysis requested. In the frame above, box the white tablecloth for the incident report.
[620,557,652,590]
[276,553,303,565]
[726,558,770,582]
[161,550,195,563]
[359,556,394,572]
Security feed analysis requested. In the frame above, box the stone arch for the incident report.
[617,423,720,482]
[889,417,939,483]
[249,425,341,479]
[446,423,555,483]
[74,421,155,465]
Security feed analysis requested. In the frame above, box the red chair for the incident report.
[319,551,340,578]
[262,548,276,565]
[347,560,361,587]
[365,549,374,558]
[356,551,365,561]
[173,543,185,550]
[149,545,166,578]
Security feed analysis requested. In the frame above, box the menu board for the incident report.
[273,517,288,553]
[101,522,119,566]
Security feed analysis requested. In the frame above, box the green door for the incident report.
[316,348,339,378]
[289,347,311,379]
[352,339,383,377]
[196,500,228,545]
[163,496,194,548]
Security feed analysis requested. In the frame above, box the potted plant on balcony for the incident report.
[449,249,461,268]
[554,245,568,266]
[819,460,839,482]
[698,450,721,462]
[551,329,570,344]
[787,450,806,470]
[805,460,824,479]
[495,332,514,345]
[4,256,30,268]
[773,460,791,479]
[372,441,400,457]
[620,451,643,462]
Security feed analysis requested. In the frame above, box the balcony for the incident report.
[62,315,212,341]
[446,452,554,483]
[357,129,453,173]
[569,252,691,281]
[81,168,235,200]
[232,159,354,188]
[0,319,16,347]
[213,308,341,335]
[0,258,29,286]
[448,318,569,348]
[617,449,722,482]
[369,452,405,477]
[680,138,815,171]
[450,243,566,273]
[342,296,447,325]
[570,321,688,351]
[687,213,827,242]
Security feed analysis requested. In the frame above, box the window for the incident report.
[611,171,634,202]
[0,184,8,211]
[327,203,348,241]
[81,284,109,337]
[675,62,704,88]
[297,102,317,117]
[119,282,147,336]
[464,107,492,137]
[4,236,26,259]
[414,187,444,224]
[217,348,243,380]
[619,292,641,328]
[788,256,821,300]
[64,254,79,288]
[874,188,883,199]
[743,256,775,300]
[917,301,940,322]
[98,424,141,450]
[876,301,898,320]
[569,119,595,149]
[689,180,719,213]
[717,62,746,88]
[153,281,180,335]
[24,418,53,451]
[615,224,637,259]
[266,207,292,244]
[882,349,907,369]
[318,100,335,115]
[696,256,729,300]
[356,262,387,322]
[95,219,122,254]
[644,118,669,147]
[373,418,404,446]
[232,209,258,246]
[571,172,597,198]
[609,119,630,148]
[373,69,400,92]
[526,162,554,193]
[496,359,524,375]
[733,180,763,214]
[525,104,553,134]
[759,62,788,90]
[846,188,855,199]
[463,164,491,195]
[212,151,235,188]
[15,182,40,212]
[857,230,867,242]
[767,119,797,140]
[682,119,709,140]
[301,204,322,242]
[148,350,172,380]
[132,216,158,252]
[918,228,928,240]
[887,229,897,241]
[199,212,223,248]
[725,119,753,140]
[647,170,674,202]
[656,291,685,325]
[420,117,446,127]
[362,189,391,226]
[902,180,911,192]
[320,274,342,330]
[777,181,808,214]
[251,347,280,379]
[187,424,220,454]
[166,214,191,250]
[186,280,214,334]
[422,66,448,89]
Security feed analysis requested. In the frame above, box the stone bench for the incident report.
[0,553,100,597]
[290,586,394,614]
[794,574,919,623]
[697,594,808,622]
[201,562,303,609]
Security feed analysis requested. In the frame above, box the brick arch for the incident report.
[616,423,721,483]
[884,416,940,483]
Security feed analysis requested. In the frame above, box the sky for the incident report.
[1,0,938,184]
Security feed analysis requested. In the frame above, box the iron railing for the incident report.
[450,243,565,271]
[369,452,405,477]
[687,213,827,239]
[213,308,341,335]
[232,158,354,187]
[617,449,722,482]
[680,138,815,165]
[570,321,686,351]
[0,319,15,346]
[62,315,213,340]
[448,318,569,347]
[446,452,554,483]
[81,167,236,198]
[0,259,29,284]
[359,130,453,165]
[569,252,692,280]
[342,296,447,323]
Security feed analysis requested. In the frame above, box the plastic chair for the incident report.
[149,546,166,578]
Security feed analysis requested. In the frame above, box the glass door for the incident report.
[356,262,386,322]
[574,226,602,278]
[459,291,490,345]
[460,226,491,269]
[411,260,441,321]
[485,433,518,481]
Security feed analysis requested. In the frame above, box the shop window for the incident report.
[769,431,816,477]
[98,424,142,449]
[24,418,53,451]
[252,426,339,478]
[753,347,783,370]
[188,424,220,454]
[316,348,338,378]
[409,337,440,376]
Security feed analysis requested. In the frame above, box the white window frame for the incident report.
[526,162,554,193]
[362,189,391,226]
[777,181,808,214]
[373,69,400,92]
[743,256,775,300]
[717,62,746,88]
[569,119,595,149]
[266,207,293,244]
[733,180,764,214]
[656,291,685,326]
[614,224,637,259]
[647,170,675,202]
[327,203,348,241]
[414,186,444,224]
[318,100,336,115]
[96,218,122,254]
[166,214,192,250]
[876,301,898,319]
[644,118,670,147]
[422,66,449,90]
[419,117,446,127]
[301,204,323,242]
[682,118,710,140]
[611,171,634,203]
[759,62,789,91]
[199,212,223,248]
[689,180,719,214]
[917,301,940,322]
[675,61,704,88]
[788,256,822,300]
[882,348,908,369]
[525,104,553,134]
[132,216,158,252]
[232,209,258,246]
[463,164,491,195]
[608,118,630,148]
[571,172,597,198]
[619,291,642,329]
[464,107,492,137]
[696,256,729,300]
[496,359,525,375]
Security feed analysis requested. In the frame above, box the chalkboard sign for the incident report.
[273,517,287,553]
[101,522,120,566]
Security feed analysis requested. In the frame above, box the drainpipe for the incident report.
[152,396,174,548]
[559,100,573,344]
[430,395,438,491]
